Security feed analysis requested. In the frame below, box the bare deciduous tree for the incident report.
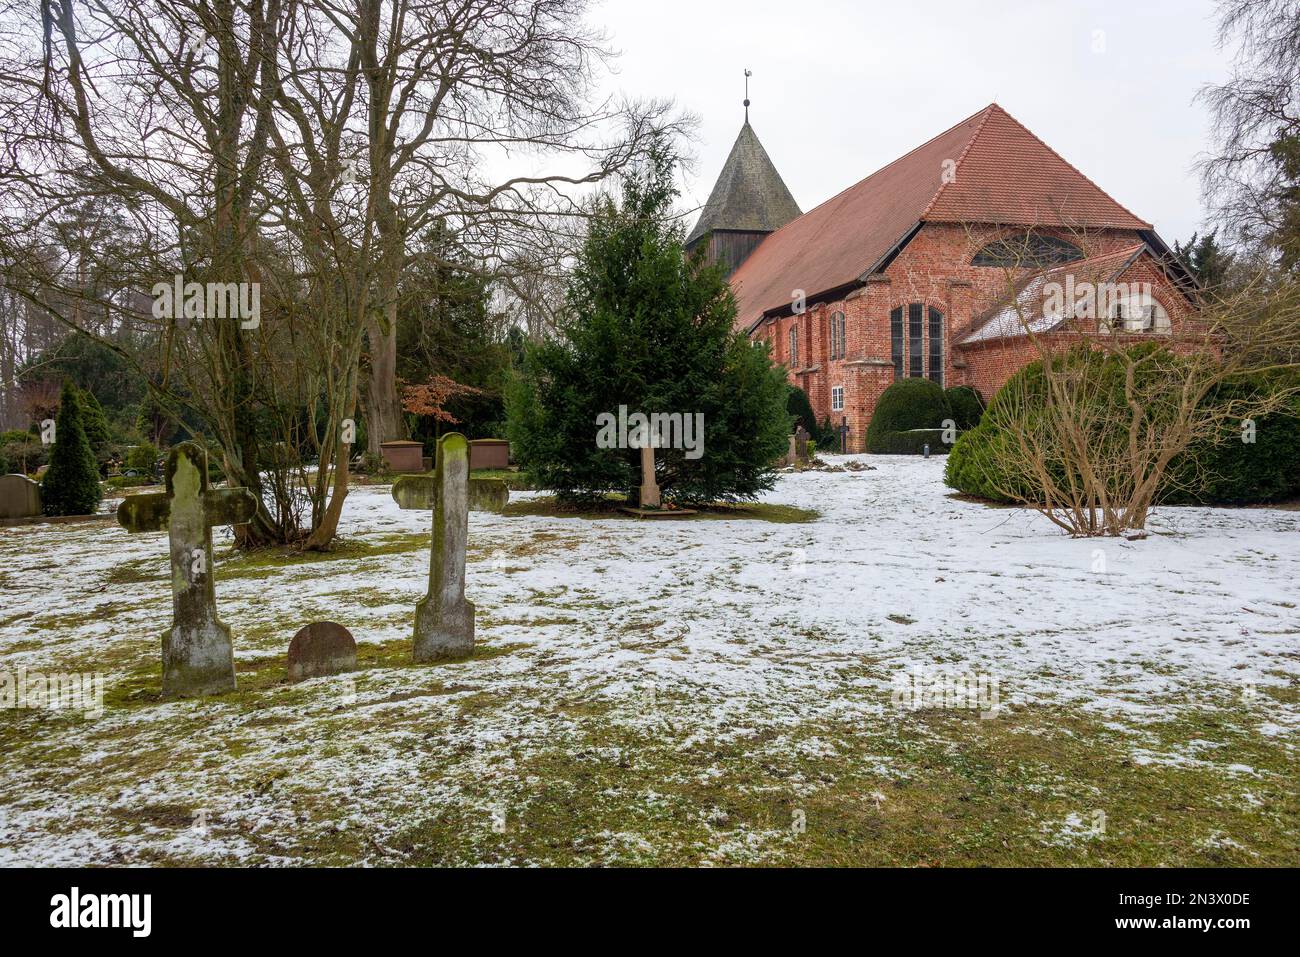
[958,230,1300,536]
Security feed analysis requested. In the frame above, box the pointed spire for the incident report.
[685,116,802,249]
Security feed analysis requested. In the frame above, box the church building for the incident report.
[686,103,1198,451]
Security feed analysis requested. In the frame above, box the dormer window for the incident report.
[1104,294,1171,334]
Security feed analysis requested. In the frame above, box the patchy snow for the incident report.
[0,455,1296,865]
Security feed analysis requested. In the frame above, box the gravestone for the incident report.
[287,621,357,682]
[0,474,41,520]
[795,425,811,463]
[117,442,258,697]
[391,474,509,513]
[393,433,507,662]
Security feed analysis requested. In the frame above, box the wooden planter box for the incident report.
[469,439,510,471]
[379,440,425,473]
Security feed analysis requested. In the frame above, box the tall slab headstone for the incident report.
[117,442,257,696]
[392,433,507,662]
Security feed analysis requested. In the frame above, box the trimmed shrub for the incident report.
[867,378,953,454]
[105,475,154,489]
[1163,380,1300,504]
[124,442,159,474]
[945,385,986,431]
[945,352,1300,505]
[507,145,790,504]
[786,386,817,433]
[41,380,103,516]
[871,428,951,455]
[786,387,837,450]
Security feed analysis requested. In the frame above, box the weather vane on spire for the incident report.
[744,68,752,123]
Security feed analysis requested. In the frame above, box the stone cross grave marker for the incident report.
[117,442,257,697]
[391,433,508,662]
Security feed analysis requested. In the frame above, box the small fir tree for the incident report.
[41,380,103,515]
[507,141,790,504]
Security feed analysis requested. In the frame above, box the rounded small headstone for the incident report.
[287,621,358,683]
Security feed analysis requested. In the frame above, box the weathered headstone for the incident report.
[117,442,257,697]
[795,425,811,463]
[287,621,358,682]
[0,474,41,520]
[393,433,506,662]
[391,473,509,513]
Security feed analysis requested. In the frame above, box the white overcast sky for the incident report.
[589,0,1234,245]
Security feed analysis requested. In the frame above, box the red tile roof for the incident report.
[959,244,1148,344]
[728,104,1152,331]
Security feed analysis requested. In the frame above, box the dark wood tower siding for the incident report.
[686,121,802,279]
[690,230,772,279]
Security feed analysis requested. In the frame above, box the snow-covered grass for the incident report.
[0,455,1295,866]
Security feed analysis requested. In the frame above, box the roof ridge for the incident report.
[918,103,999,220]
[960,243,1156,341]
[939,105,1152,229]
[1061,242,1148,267]
[748,103,997,250]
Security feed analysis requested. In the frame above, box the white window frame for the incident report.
[831,385,844,411]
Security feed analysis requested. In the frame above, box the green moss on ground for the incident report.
[388,699,1297,867]
[501,495,816,524]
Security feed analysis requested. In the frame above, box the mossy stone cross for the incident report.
[117,442,257,697]
[391,433,507,662]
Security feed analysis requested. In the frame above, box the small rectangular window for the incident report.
[789,325,798,366]
[831,386,844,411]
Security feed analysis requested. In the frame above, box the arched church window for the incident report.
[788,324,798,365]
[928,307,944,385]
[890,307,904,379]
[972,235,1084,268]
[891,304,944,385]
[829,311,846,360]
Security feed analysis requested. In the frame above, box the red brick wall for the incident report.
[957,255,1196,396]
[752,224,1192,451]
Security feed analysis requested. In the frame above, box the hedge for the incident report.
[867,378,953,454]
[945,350,1300,505]
[945,385,986,431]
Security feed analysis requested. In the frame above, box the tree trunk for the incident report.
[304,447,350,550]
[365,301,404,455]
